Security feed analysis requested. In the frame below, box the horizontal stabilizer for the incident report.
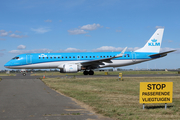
[149,50,176,57]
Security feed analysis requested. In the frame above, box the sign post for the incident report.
[119,73,122,81]
[140,82,173,109]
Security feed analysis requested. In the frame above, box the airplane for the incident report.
[4,28,175,76]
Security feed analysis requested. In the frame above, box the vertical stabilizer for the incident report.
[135,28,164,53]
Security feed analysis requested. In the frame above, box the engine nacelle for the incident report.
[60,64,81,73]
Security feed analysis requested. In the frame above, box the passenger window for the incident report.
[86,56,87,58]
[62,57,63,58]
[104,56,105,58]
[127,54,130,57]
[100,56,102,58]
[124,55,126,57]
[39,57,40,59]
[110,56,112,57]
[50,57,52,59]
[90,56,91,58]
[54,57,56,59]
[43,57,44,59]
[73,56,75,58]
[97,56,99,58]
[47,57,48,59]
[66,57,67,58]
[107,56,109,57]
[69,56,71,58]
[82,56,83,58]
[78,56,79,58]
[58,57,60,58]
[93,56,95,58]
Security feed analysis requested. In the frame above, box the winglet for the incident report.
[115,47,127,58]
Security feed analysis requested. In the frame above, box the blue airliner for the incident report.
[4,28,175,75]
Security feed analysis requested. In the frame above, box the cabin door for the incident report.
[132,52,136,62]
[26,54,32,64]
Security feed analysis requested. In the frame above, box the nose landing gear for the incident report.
[22,73,26,76]
[83,70,94,75]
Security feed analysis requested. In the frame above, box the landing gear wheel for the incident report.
[83,71,89,75]
[23,73,26,76]
[89,71,94,75]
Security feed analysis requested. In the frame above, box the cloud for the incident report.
[10,34,28,38]
[85,35,91,37]
[0,32,8,36]
[9,47,87,54]
[0,53,4,57]
[0,49,6,52]
[9,49,53,54]
[31,27,51,34]
[68,23,102,35]
[56,48,87,53]
[59,20,62,22]
[68,29,88,35]
[0,30,6,33]
[17,45,26,49]
[44,19,52,22]
[106,27,110,29]
[116,30,121,32]
[81,23,102,30]
[15,30,21,33]
[155,26,164,29]
[168,40,173,43]
[92,46,139,52]
[0,38,6,40]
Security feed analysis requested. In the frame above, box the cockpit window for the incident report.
[12,57,19,60]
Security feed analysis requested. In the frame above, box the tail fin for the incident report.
[135,28,164,53]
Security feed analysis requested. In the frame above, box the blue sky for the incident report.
[0,0,180,70]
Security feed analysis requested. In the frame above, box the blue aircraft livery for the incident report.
[4,28,175,75]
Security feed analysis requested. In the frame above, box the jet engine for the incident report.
[60,64,81,73]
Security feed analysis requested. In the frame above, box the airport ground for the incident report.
[0,71,180,120]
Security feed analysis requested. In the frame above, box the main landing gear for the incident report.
[83,70,94,75]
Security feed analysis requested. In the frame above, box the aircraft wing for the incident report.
[80,47,127,66]
[149,50,176,57]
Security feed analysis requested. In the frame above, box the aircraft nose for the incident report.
[4,61,12,68]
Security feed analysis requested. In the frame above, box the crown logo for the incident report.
[151,39,157,42]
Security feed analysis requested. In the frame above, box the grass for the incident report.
[32,71,178,76]
[42,76,180,120]
[0,73,16,76]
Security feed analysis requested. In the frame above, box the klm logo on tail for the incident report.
[148,39,160,46]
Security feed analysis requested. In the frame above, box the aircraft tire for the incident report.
[83,71,89,75]
[89,70,94,75]
[23,73,26,76]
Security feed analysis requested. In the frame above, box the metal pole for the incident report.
[165,103,167,109]
[143,104,145,110]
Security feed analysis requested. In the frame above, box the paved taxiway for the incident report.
[0,74,110,120]
[0,73,179,120]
